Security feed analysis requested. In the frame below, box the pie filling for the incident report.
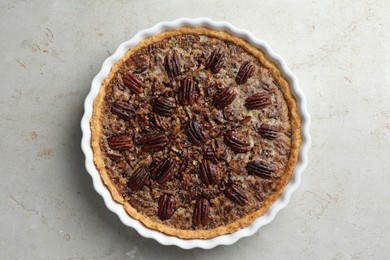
[92,28,298,237]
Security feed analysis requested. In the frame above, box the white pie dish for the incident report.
[81,17,310,249]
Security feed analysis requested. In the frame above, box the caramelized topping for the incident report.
[100,33,293,232]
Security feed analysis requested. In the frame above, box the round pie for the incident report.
[91,27,302,239]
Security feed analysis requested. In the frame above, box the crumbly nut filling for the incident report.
[98,33,292,230]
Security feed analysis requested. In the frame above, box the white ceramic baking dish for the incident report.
[81,17,310,249]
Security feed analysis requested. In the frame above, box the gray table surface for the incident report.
[1,0,389,259]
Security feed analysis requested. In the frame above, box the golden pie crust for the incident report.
[91,27,302,239]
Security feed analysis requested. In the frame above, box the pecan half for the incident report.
[213,87,237,109]
[139,132,169,152]
[203,146,217,163]
[244,92,271,110]
[236,61,255,85]
[205,48,225,73]
[178,78,196,105]
[127,167,150,190]
[149,113,168,131]
[241,116,252,126]
[111,100,135,120]
[246,160,276,178]
[106,152,123,161]
[187,119,208,146]
[285,129,292,138]
[200,160,219,186]
[259,124,278,139]
[193,198,210,226]
[158,194,175,220]
[122,73,145,94]
[151,157,175,184]
[108,135,133,151]
[151,97,177,117]
[224,131,250,153]
[224,183,248,206]
[164,50,181,78]
[130,55,148,74]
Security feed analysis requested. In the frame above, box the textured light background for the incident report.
[1,0,389,259]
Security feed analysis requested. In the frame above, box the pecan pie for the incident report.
[91,27,302,239]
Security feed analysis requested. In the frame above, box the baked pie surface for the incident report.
[91,27,302,239]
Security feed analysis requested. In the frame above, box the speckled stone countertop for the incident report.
[1,1,389,259]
